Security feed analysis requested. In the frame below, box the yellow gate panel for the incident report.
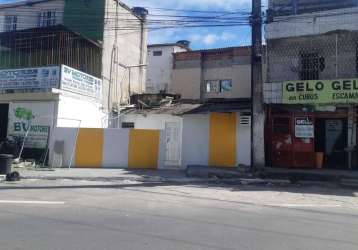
[209,113,237,167]
[128,129,160,169]
[75,128,104,168]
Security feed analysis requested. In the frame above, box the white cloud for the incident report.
[202,34,217,45]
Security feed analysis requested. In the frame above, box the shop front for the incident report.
[265,79,358,171]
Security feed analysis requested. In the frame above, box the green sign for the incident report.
[283,79,358,104]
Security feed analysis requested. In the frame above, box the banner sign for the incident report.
[61,65,102,99]
[7,102,54,149]
[295,117,314,138]
[283,79,358,104]
[0,66,60,91]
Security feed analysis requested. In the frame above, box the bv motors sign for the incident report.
[61,65,102,99]
[283,79,358,104]
[7,102,54,149]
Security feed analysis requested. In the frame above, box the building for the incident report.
[114,46,265,169]
[264,0,358,170]
[0,0,147,160]
[0,0,148,111]
[171,46,263,100]
[146,41,190,94]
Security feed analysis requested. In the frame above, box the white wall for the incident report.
[56,92,107,128]
[0,0,65,32]
[146,45,188,93]
[102,1,147,109]
[237,114,251,166]
[182,113,251,167]
[102,129,129,168]
[182,114,210,167]
[120,114,182,130]
[266,7,358,39]
[49,127,166,169]
[49,127,77,167]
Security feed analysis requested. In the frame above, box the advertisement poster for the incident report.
[61,65,102,99]
[7,102,55,149]
[0,66,60,91]
[295,117,314,138]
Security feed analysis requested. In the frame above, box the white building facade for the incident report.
[146,42,190,94]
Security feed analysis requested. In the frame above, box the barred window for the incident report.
[299,53,319,80]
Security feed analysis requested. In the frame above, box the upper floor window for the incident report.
[299,52,325,80]
[153,50,162,56]
[38,10,56,27]
[4,15,17,31]
[205,79,232,93]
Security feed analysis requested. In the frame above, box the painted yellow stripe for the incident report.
[128,129,160,169]
[209,113,237,167]
[75,128,103,168]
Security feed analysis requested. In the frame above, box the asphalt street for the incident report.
[0,182,357,250]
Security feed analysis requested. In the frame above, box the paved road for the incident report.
[0,183,357,250]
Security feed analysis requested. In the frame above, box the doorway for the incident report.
[0,104,9,142]
[315,118,348,169]
[164,122,182,167]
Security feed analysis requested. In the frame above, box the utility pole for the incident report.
[251,0,265,169]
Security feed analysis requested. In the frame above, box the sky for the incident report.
[0,0,268,50]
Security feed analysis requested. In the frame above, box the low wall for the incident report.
[49,128,165,169]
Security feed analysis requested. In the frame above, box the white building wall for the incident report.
[102,1,147,109]
[120,114,182,130]
[237,114,251,166]
[146,45,188,93]
[56,92,107,128]
[182,114,210,167]
[0,0,65,32]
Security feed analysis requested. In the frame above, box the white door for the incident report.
[165,122,182,167]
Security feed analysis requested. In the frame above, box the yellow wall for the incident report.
[75,128,104,168]
[209,113,237,167]
[128,129,160,169]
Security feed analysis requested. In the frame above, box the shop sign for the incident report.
[283,79,358,104]
[7,102,54,149]
[295,117,314,138]
[0,66,60,91]
[61,65,102,99]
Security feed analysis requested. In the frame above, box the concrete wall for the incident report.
[101,1,147,110]
[121,112,252,169]
[171,53,266,100]
[171,67,202,100]
[50,127,165,169]
[56,92,107,128]
[182,114,209,167]
[146,45,188,93]
[0,0,65,32]
[182,113,251,167]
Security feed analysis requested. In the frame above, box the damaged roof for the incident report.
[123,99,251,116]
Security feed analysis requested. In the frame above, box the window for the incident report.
[205,80,232,93]
[153,50,162,56]
[220,80,232,92]
[205,80,220,93]
[122,122,134,128]
[38,10,56,27]
[299,53,325,80]
[4,15,17,31]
